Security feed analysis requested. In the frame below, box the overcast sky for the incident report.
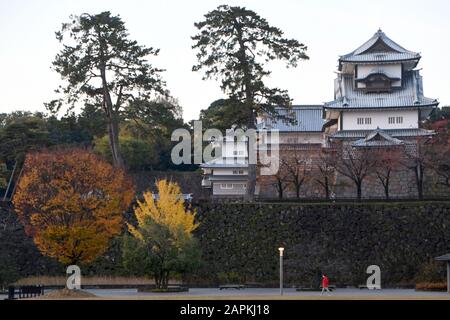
[1,0,449,122]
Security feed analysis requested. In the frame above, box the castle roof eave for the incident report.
[324,102,439,110]
[338,30,421,67]
[351,128,405,147]
[329,128,435,140]
[200,163,249,169]
[339,56,421,67]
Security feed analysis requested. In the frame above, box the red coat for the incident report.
[322,276,329,288]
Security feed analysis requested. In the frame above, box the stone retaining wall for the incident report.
[193,201,450,286]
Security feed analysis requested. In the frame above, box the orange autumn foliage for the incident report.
[13,148,135,265]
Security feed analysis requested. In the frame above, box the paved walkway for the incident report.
[3,288,450,300]
[63,288,450,299]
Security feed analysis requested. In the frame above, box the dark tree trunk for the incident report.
[155,270,169,289]
[414,164,424,200]
[247,163,257,201]
[377,171,391,200]
[245,108,256,202]
[356,180,362,201]
[384,174,390,200]
[235,24,256,202]
[295,184,300,199]
[106,116,124,168]
[324,177,330,200]
[277,180,283,199]
[99,56,124,168]
[3,161,17,201]
[155,272,161,289]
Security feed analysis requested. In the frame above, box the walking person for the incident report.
[321,274,331,296]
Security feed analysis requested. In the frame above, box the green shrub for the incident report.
[0,258,19,290]
[217,271,244,284]
[415,260,446,283]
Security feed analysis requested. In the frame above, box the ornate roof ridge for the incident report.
[339,30,421,63]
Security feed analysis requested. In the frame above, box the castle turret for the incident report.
[324,30,438,147]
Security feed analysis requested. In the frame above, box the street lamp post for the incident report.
[278,247,284,296]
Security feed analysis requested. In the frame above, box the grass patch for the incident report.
[35,288,96,299]
[416,282,447,292]
[15,276,180,287]
[139,286,189,293]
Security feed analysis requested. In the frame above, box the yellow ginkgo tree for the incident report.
[124,180,201,289]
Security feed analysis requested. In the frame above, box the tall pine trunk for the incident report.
[235,25,257,202]
[244,100,257,202]
[246,112,257,202]
[100,62,124,168]
[106,114,124,168]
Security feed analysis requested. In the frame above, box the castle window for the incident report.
[365,117,372,125]
[365,75,392,92]
[388,117,395,124]
[396,116,403,124]
[356,72,400,93]
[357,117,364,125]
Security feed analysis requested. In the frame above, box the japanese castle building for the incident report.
[201,134,249,196]
[324,29,438,146]
[201,106,326,197]
[201,30,439,198]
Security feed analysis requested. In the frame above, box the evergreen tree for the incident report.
[192,5,308,199]
[49,11,166,168]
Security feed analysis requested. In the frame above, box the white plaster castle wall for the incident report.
[213,168,248,175]
[221,141,247,157]
[357,63,402,88]
[279,132,324,144]
[342,109,419,130]
[213,182,247,195]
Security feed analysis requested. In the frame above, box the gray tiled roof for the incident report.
[352,140,403,147]
[257,105,325,132]
[435,254,450,261]
[352,128,404,147]
[325,70,438,109]
[334,128,434,139]
[340,30,421,63]
[201,163,248,168]
[331,128,434,139]
[208,175,248,181]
